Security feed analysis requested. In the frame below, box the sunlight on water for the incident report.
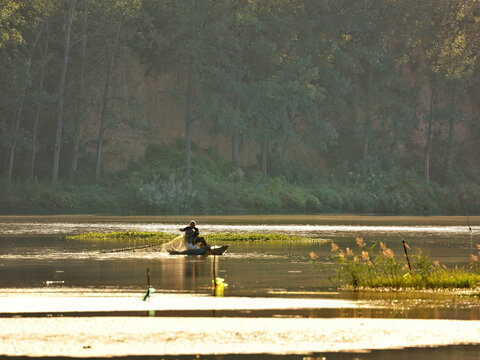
[1,216,480,357]
[2,316,480,357]
[0,221,478,236]
[0,252,171,260]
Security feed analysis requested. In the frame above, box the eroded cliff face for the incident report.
[80,59,479,174]
[80,60,260,172]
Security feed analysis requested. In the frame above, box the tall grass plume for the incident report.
[311,237,480,290]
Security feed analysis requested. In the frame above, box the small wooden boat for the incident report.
[169,245,228,256]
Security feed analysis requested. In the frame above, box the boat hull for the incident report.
[169,245,228,256]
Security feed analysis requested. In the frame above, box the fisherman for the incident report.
[180,220,208,248]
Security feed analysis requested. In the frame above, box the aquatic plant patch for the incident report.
[204,232,316,242]
[67,231,317,242]
[311,238,480,290]
[67,231,177,242]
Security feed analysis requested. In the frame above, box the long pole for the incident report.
[467,212,472,233]
[212,251,217,295]
[402,241,412,274]
[143,268,151,301]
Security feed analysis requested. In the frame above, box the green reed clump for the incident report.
[67,231,176,241]
[311,238,480,290]
[68,231,315,242]
[204,232,314,242]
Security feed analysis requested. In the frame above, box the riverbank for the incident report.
[2,156,480,215]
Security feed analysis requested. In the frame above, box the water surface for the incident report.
[2,215,480,357]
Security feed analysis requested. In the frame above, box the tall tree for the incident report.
[52,0,76,187]
[70,0,89,178]
[136,0,226,178]
[95,18,120,181]
[3,0,51,180]
[30,17,50,180]
[418,0,479,182]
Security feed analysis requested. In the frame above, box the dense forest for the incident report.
[0,0,479,214]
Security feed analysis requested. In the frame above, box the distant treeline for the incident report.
[0,1,479,214]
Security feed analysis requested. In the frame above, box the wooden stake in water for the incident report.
[467,212,473,233]
[143,268,151,301]
[402,241,412,274]
[212,250,217,295]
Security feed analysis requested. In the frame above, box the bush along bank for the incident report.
[311,238,480,290]
[3,175,480,215]
[2,144,480,214]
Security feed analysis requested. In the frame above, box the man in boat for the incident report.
[180,220,209,249]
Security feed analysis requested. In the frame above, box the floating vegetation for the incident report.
[67,231,176,242]
[67,231,317,242]
[311,237,480,290]
[204,232,316,242]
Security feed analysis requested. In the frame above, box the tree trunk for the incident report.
[185,68,193,179]
[7,21,44,180]
[425,81,436,184]
[95,20,120,182]
[7,104,23,180]
[446,116,456,177]
[185,0,196,179]
[261,131,268,178]
[446,83,459,179]
[282,108,296,165]
[70,0,89,179]
[232,126,239,168]
[363,83,371,161]
[30,21,50,180]
[232,96,240,168]
[52,0,76,187]
[392,123,399,164]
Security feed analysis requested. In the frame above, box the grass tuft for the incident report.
[311,238,480,290]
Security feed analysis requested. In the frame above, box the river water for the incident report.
[1,215,480,358]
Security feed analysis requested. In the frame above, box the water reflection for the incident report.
[1,216,480,320]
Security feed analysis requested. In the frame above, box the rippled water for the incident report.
[2,215,480,358]
[1,215,479,297]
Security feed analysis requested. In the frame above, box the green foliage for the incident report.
[313,238,480,290]
[1,1,480,215]
[0,179,130,212]
[4,141,480,213]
